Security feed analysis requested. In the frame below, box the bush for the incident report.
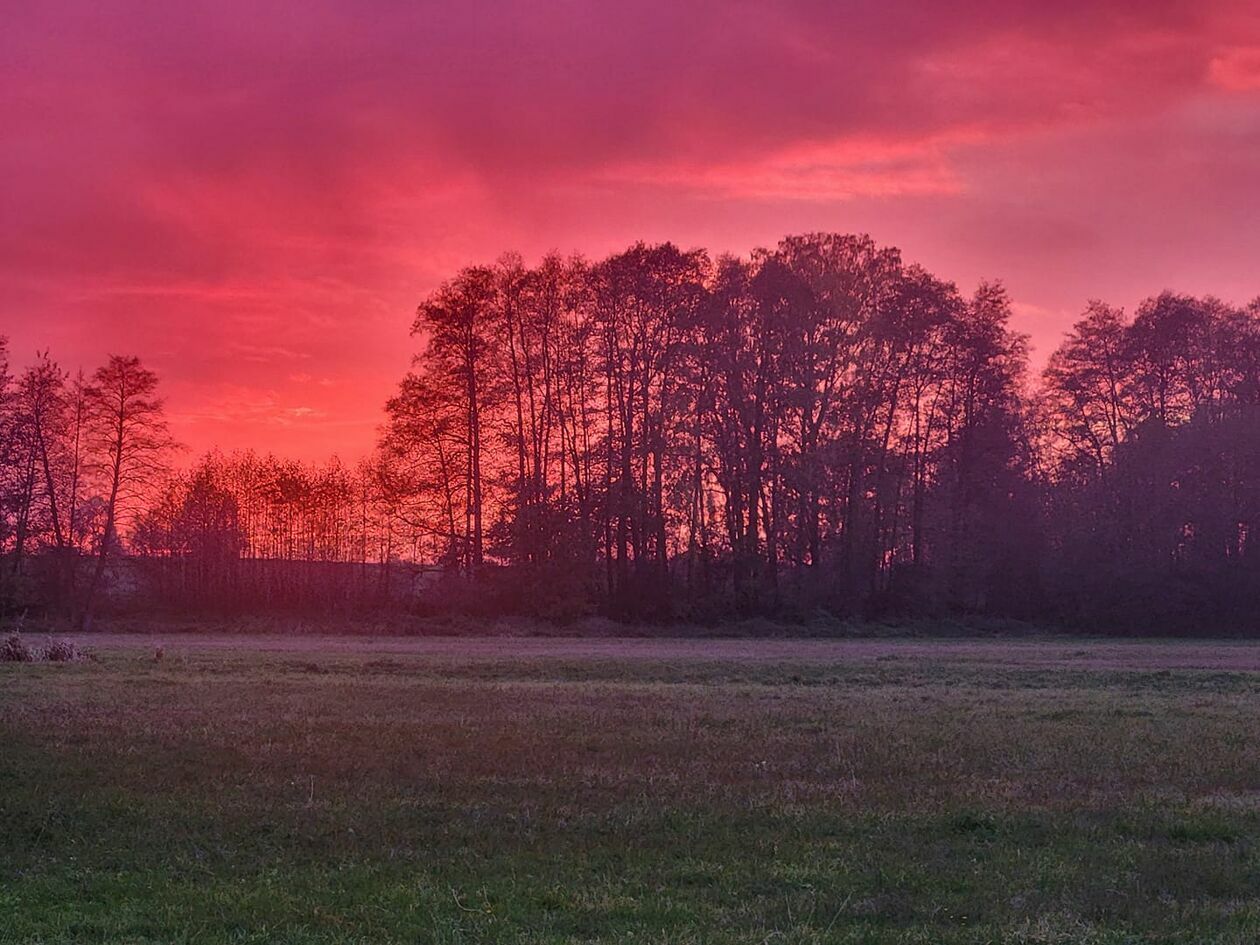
[42,638,85,662]
[0,633,34,662]
[0,633,88,663]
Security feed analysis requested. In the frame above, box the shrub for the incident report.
[0,633,34,662]
[42,638,85,662]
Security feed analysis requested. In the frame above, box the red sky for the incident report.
[4,1,1259,461]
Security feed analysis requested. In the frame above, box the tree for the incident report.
[932,282,1035,611]
[5,233,1252,631]
[1042,302,1133,482]
[589,242,709,615]
[383,372,472,571]
[701,254,785,610]
[79,356,175,628]
[0,337,19,604]
[11,354,91,615]
[412,267,499,574]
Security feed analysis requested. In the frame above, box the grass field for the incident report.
[5,634,1260,943]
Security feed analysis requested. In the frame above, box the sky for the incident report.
[4,1,1259,461]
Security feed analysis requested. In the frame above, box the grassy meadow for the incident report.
[5,633,1260,943]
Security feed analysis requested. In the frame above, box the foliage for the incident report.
[0,632,33,662]
[2,242,1260,632]
[0,632,87,662]
[40,637,84,662]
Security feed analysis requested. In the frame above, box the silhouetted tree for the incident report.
[79,356,175,628]
[5,236,1258,632]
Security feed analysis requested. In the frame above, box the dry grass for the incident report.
[1,633,87,663]
[0,632,34,662]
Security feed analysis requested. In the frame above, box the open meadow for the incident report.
[5,633,1260,943]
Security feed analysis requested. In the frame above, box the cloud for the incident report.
[1210,46,1260,90]
[597,132,978,200]
[1,0,1258,458]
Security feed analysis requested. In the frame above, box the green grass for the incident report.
[5,635,1260,943]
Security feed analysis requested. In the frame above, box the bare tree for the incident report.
[79,356,176,628]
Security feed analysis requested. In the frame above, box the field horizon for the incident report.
[10,611,1250,643]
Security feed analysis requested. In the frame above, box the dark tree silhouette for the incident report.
[2,237,1258,632]
[78,356,175,628]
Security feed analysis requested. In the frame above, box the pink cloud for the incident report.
[598,131,981,200]
[1210,46,1260,90]
[2,1,1258,459]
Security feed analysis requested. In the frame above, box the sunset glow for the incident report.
[9,7,1260,939]
[5,1,1260,459]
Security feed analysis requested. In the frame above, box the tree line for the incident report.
[0,352,173,626]
[3,232,1259,630]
